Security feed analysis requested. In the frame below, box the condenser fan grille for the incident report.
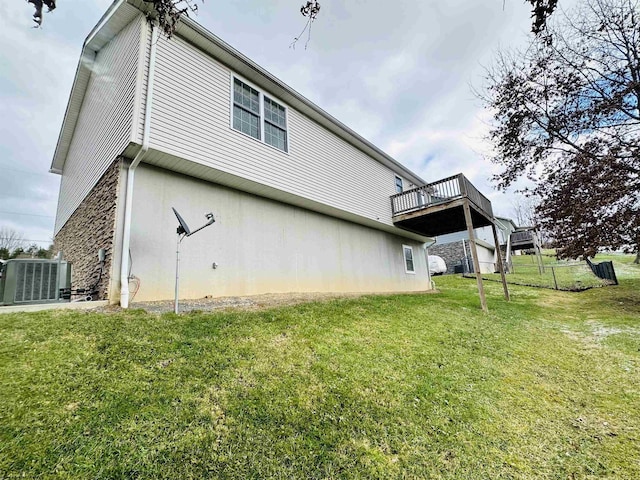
[14,261,59,303]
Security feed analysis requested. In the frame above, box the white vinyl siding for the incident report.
[55,16,142,233]
[134,18,152,144]
[148,34,408,228]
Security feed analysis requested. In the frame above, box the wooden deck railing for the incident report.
[390,173,493,219]
[510,230,535,247]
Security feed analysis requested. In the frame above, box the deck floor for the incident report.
[392,199,493,237]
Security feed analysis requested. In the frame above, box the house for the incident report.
[429,228,498,274]
[494,217,518,246]
[51,0,502,307]
[428,217,521,274]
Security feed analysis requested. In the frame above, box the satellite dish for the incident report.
[172,207,192,236]
[171,207,216,314]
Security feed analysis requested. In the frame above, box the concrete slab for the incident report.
[0,301,109,315]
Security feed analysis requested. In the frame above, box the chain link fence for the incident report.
[461,255,616,291]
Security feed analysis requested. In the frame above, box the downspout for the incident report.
[424,238,436,289]
[120,23,159,308]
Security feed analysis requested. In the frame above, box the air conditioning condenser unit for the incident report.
[0,259,72,306]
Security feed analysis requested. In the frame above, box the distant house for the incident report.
[494,217,518,247]
[429,217,519,274]
[50,0,497,306]
[429,228,497,274]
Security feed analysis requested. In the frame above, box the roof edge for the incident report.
[50,0,141,173]
[84,0,127,47]
[51,0,426,186]
[50,49,96,172]
[177,15,426,186]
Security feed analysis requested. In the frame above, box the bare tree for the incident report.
[142,0,202,38]
[482,0,640,261]
[290,1,321,49]
[27,1,556,41]
[510,196,555,247]
[0,227,25,258]
[27,0,202,33]
[511,196,538,228]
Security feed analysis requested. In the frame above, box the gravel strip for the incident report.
[93,291,432,315]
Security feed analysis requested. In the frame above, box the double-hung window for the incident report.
[264,97,287,151]
[232,77,288,152]
[233,79,260,140]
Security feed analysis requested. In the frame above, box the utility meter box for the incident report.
[0,259,72,306]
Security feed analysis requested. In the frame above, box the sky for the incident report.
[0,0,561,248]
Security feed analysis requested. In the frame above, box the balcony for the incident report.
[510,230,536,250]
[391,173,494,237]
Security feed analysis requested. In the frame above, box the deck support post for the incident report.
[491,222,510,302]
[535,240,545,274]
[463,201,488,312]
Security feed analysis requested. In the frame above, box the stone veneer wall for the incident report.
[429,241,472,274]
[54,158,122,300]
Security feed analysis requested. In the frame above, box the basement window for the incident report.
[232,77,288,152]
[403,245,415,274]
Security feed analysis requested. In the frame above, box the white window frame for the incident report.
[395,176,404,194]
[230,74,289,153]
[231,77,261,141]
[402,244,416,274]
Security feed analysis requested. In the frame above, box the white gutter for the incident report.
[120,23,159,308]
[178,16,426,187]
[85,0,126,47]
[424,238,436,287]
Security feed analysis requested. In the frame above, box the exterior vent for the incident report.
[0,259,72,306]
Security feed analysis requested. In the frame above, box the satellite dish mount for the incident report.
[172,207,216,314]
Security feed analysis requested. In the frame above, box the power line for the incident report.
[0,238,52,244]
[0,166,54,177]
[0,211,54,218]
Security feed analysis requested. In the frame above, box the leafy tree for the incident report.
[24,243,54,259]
[9,247,26,259]
[0,230,52,260]
[483,0,639,262]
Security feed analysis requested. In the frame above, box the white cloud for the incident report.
[1,0,555,245]
[0,1,110,246]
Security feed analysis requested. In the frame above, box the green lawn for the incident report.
[1,257,639,479]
